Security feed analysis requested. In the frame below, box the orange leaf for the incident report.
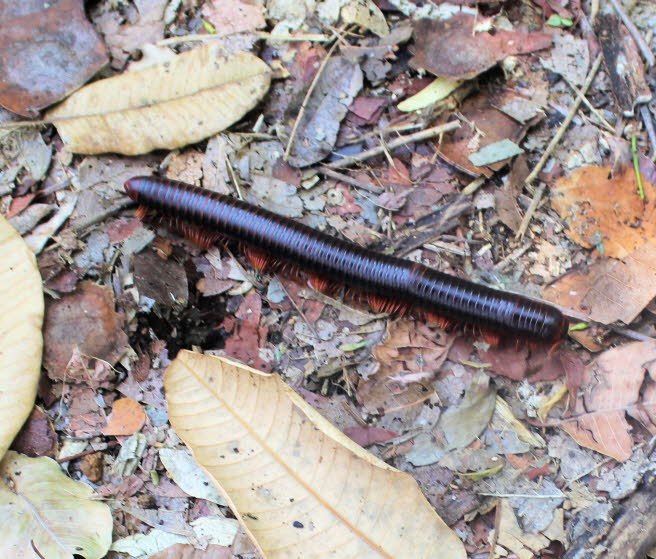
[103,398,146,436]
[551,165,656,259]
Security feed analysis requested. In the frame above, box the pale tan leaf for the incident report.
[341,0,389,38]
[438,371,496,450]
[397,77,463,112]
[0,216,43,461]
[46,46,271,155]
[0,451,112,559]
[166,350,466,559]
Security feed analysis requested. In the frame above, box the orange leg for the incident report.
[243,246,274,272]
[423,311,453,330]
[307,273,342,296]
[179,222,222,249]
[366,294,408,315]
[480,329,502,346]
[135,205,153,220]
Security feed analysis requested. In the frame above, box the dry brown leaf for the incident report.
[0,216,44,461]
[436,86,530,177]
[410,15,552,80]
[543,241,656,325]
[103,398,147,436]
[358,321,452,415]
[47,46,271,155]
[560,341,656,462]
[43,281,129,380]
[0,0,108,116]
[166,350,466,559]
[551,165,656,259]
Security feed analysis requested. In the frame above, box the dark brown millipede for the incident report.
[125,176,569,347]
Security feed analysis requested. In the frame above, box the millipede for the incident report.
[124,176,569,348]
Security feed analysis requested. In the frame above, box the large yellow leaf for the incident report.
[0,216,43,461]
[0,451,112,559]
[166,350,466,559]
[46,46,271,155]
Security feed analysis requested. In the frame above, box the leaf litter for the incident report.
[3,1,656,557]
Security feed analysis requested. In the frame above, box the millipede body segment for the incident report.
[125,176,569,345]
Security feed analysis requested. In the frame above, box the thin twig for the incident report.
[343,122,423,145]
[318,167,383,193]
[607,0,655,67]
[563,76,615,132]
[523,53,604,192]
[0,120,46,130]
[225,156,243,199]
[492,243,532,272]
[278,280,320,339]
[283,31,342,161]
[158,31,329,47]
[326,121,461,170]
[477,492,564,499]
[608,324,656,342]
[515,183,545,239]
[515,54,604,240]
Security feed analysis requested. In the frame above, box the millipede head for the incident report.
[124,177,144,202]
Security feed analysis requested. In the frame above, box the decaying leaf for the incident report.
[0,216,44,461]
[551,165,656,259]
[43,281,130,380]
[436,86,531,177]
[560,341,656,462]
[544,240,656,325]
[438,371,496,450]
[158,448,227,505]
[410,15,552,80]
[358,321,452,415]
[0,0,108,116]
[166,350,467,559]
[285,56,363,167]
[0,451,112,559]
[47,46,271,155]
[495,499,565,558]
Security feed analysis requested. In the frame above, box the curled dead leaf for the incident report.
[166,350,466,559]
[0,217,44,461]
[47,46,271,155]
